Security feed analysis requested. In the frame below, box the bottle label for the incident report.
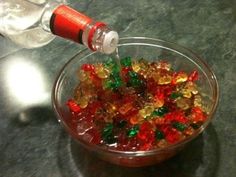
[50,5,92,44]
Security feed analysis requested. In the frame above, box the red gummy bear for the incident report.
[137,122,155,145]
[67,99,81,113]
[160,125,180,144]
[191,107,206,122]
[81,64,95,72]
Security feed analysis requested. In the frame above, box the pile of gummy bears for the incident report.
[66,57,207,151]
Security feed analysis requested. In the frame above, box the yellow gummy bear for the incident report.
[95,64,110,79]
[176,98,191,110]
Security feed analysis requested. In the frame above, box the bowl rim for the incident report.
[52,36,219,156]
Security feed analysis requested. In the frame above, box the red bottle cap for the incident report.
[50,5,92,44]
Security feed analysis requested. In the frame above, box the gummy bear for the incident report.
[95,64,110,79]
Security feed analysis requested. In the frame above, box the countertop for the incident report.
[0,0,235,177]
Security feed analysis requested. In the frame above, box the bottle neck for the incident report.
[42,4,118,54]
[83,24,119,54]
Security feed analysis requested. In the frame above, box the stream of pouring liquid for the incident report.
[114,47,121,67]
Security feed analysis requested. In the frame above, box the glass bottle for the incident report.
[0,0,119,54]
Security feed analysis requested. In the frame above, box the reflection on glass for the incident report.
[6,58,49,105]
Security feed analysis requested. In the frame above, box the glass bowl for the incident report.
[52,37,219,167]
